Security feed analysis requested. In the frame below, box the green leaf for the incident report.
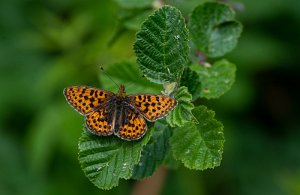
[166,86,194,127]
[132,121,171,179]
[99,60,161,94]
[134,5,189,84]
[114,0,154,9]
[78,129,151,190]
[161,81,177,96]
[189,2,242,57]
[191,59,236,99]
[170,106,224,170]
[180,67,201,100]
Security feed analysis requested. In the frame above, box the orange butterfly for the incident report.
[64,85,177,140]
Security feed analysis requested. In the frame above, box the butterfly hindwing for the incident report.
[115,107,147,140]
[129,94,177,121]
[86,108,115,136]
[64,86,113,115]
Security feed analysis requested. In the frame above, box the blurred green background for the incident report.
[1,0,300,195]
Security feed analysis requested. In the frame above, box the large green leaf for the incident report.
[78,129,151,190]
[170,106,224,170]
[134,5,189,84]
[191,59,236,99]
[132,121,171,179]
[166,86,194,127]
[189,2,242,57]
[99,60,161,94]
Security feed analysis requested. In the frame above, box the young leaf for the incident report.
[180,67,201,100]
[170,106,224,170]
[191,59,236,99]
[132,121,171,180]
[166,86,194,127]
[78,129,151,190]
[161,81,177,96]
[189,2,242,57]
[99,60,161,94]
[134,5,189,84]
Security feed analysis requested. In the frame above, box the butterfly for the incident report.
[64,85,177,141]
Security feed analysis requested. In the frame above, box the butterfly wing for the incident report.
[64,86,113,115]
[85,107,115,136]
[115,106,147,141]
[128,94,177,121]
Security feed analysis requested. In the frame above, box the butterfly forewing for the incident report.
[86,108,115,136]
[129,94,177,121]
[115,107,147,140]
[64,86,113,115]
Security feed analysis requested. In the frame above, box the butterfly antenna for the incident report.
[99,66,119,88]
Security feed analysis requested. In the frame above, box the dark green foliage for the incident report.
[180,67,201,100]
[132,122,171,179]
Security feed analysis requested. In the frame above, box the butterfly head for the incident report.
[117,84,126,98]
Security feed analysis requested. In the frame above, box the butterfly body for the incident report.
[64,85,177,141]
